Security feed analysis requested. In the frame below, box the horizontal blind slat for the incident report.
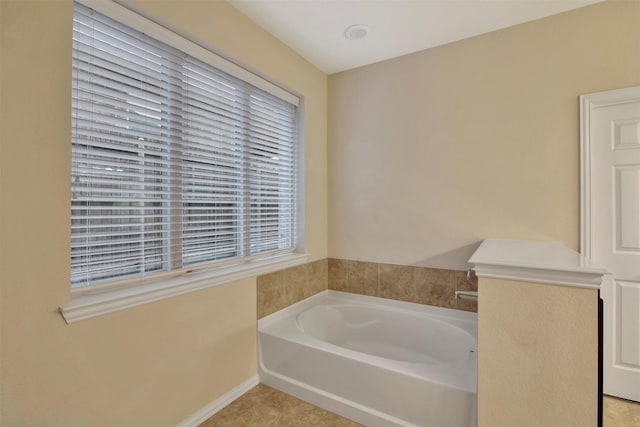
[71,2,298,288]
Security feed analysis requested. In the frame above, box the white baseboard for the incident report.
[176,375,259,427]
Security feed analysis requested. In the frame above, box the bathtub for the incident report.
[258,290,477,427]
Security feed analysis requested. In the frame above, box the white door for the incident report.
[582,86,640,402]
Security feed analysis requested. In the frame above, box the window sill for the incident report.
[59,252,309,324]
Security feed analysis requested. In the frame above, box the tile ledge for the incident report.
[469,239,607,289]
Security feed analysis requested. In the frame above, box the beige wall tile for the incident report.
[454,270,478,312]
[258,260,329,318]
[347,260,379,296]
[456,298,478,312]
[257,270,287,318]
[415,267,456,308]
[455,270,478,292]
[261,258,474,317]
[379,263,416,302]
[284,263,310,303]
[307,259,328,298]
[328,258,349,292]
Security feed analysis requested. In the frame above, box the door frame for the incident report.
[580,85,640,258]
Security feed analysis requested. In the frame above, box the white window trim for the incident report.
[60,0,307,323]
[61,252,308,323]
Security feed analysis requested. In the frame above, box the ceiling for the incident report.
[228,0,604,75]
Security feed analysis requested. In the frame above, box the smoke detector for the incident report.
[344,24,369,40]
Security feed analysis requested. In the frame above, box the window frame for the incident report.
[61,0,307,323]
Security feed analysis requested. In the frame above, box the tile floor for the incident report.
[603,395,640,427]
[199,384,362,427]
[200,385,640,427]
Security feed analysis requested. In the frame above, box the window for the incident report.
[71,2,300,290]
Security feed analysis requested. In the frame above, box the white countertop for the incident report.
[468,239,608,289]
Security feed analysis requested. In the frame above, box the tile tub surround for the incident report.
[257,259,328,318]
[328,259,478,312]
[257,258,476,319]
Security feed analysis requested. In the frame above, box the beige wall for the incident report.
[0,1,326,425]
[478,278,599,427]
[132,0,328,260]
[328,0,640,270]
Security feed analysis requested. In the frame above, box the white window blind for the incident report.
[71,2,299,289]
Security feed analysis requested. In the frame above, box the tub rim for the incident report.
[259,289,477,338]
[295,301,477,364]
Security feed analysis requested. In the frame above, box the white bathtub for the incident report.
[258,290,477,427]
